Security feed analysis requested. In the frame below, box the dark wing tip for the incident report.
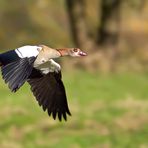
[47,108,71,121]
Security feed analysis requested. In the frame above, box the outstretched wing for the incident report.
[1,57,36,92]
[28,71,71,121]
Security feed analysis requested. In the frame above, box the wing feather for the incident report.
[1,57,36,92]
[28,71,71,121]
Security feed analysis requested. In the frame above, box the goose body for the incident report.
[0,45,87,121]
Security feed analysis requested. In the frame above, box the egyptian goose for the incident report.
[0,45,87,121]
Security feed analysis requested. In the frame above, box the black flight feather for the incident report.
[28,71,71,121]
[1,57,36,92]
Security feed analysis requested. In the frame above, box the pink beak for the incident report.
[79,51,87,56]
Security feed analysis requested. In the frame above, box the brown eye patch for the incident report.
[73,48,78,52]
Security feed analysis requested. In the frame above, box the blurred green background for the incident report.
[0,0,148,148]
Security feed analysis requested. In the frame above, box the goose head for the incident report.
[57,48,87,57]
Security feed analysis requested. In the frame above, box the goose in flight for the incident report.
[0,45,87,121]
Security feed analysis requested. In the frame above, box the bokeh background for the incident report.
[0,0,148,148]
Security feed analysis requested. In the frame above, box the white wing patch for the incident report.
[15,45,42,58]
[34,59,61,74]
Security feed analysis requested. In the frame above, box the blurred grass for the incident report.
[0,71,148,148]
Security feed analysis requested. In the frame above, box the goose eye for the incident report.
[73,48,78,52]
